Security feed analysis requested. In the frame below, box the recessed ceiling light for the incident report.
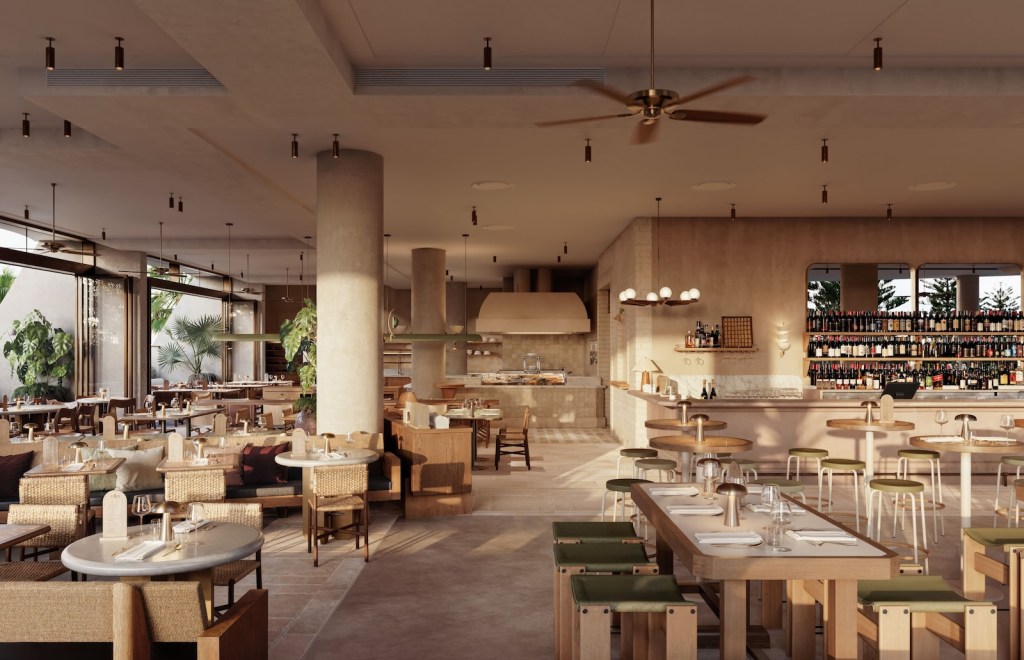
[908,181,956,192]
[480,224,515,231]
[691,181,736,191]
[471,181,515,191]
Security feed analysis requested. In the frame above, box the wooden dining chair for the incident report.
[72,403,98,435]
[308,464,370,565]
[495,406,531,470]
[19,474,93,536]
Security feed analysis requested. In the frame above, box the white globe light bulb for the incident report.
[625,288,637,300]
[688,288,701,300]
[646,291,659,302]
[680,292,691,301]
[658,286,673,299]
[618,291,628,302]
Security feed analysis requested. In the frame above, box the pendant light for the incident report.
[873,38,883,71]
[114,37,124,71]
[177,196,183,213]
[332,133,340,158]
[168,192,174,209]
[617,197,700,306]
[462,233,469,332]
[492,255,497,263]
[471,206,478,226]
[730,203,736,220]
[886,204,893,220]
[563,242,568,255]
[225,222,235,323]
[820,139,829,163]
[584,139,592,163]
[23,206,29,220]
[821,185,828,204]
[45,37,55,70]
[63,120,71,138]
[291,134,298,159]
[483,37,492,70]
[102,227,107,240]
[21,113,30,138]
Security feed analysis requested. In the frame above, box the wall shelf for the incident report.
[673,345,758,353]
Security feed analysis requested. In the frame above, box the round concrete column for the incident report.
[316,149,383,434]
[412,248,446,398]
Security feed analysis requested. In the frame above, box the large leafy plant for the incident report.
[156,313,223,382]
[0,267,17,305]
[280,299,317,394]
[3,309,74,400]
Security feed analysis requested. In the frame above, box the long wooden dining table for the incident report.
[632,482,899,659]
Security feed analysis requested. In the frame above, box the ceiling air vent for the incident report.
[355,68,604,90]
[46,69,223,88]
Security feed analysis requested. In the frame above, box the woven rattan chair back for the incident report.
[165,470,226,504]
[0,582,118,642]
[137,582,209,641]
[202,502,263,530]
[311,464,368,498]
[7,503,81,549]
[20,475,89,507]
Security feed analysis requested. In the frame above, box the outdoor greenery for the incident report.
[980,283,1020,312]
[0,267,17,305]
[156,313,223,382]
[919,277,957,314]
[806,279,909,311]
[149,268,194,334]
[2,309,74,400]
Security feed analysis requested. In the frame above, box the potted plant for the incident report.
[3,309,74,401]
[280,299,317,432]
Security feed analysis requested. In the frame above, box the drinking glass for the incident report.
[1001,414,1016,438]
[131,494,151,530]
[766,521,790,552]
[188,503,206,547]
[699,459,720,499]
[760,483,780,509]
[934,410,949,435]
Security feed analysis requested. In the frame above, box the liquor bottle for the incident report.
[709,379,718,399]
[700,380,709,399]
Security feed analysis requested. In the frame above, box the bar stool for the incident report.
[817,458,866,532]
[617,448,658,478]
[552,543,656,659]
[753,477,807,503]
[601,478,652,522]
[895,448,945,540]
[961,526,1024,659]
[786,447,828,483]
[867,478,929,573]
[993,455,1024,526]
[571,574,698,660]
[724,457,758,482]
[551,521,642,544]
[635,457,677,483]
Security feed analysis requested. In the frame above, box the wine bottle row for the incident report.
[808,361,1024,391]
[684,321,721,349]
[806,334,1024,359]
[806,309,1024,334]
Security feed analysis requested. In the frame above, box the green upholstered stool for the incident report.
[856,575,996,658]
[551,521,641,544]
[724,457,758,482]
[868,478,929,573]
[896,448,945,540]
[994,456,1024,525]
[570,574,698,660]
[634,457,677,483]
[817,458,866,532]
[753,477,807,503]
[602,478,652,522]
[617,448,659,477]
[963,527,1024,658]
[786,447,828,481]
[552,543,655,659]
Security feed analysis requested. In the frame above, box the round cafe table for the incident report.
[649,435,753,484]
[644,418,727,433]
[910,435,1024,529]
[275,448,380,537]
[826,418,915,484]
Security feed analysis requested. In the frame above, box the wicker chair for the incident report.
[0,560,68,582]
[6,503,82,580]
[308,464,370,566]
[19,474,92,536]
[165,470,227,505]
[202,503,264,617]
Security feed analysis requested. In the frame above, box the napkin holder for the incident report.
[168,433,184,461]
[879,394,895,423]
[151,501,181,542]
[717,483,747,527]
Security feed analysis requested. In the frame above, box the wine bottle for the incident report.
[709,379,718,399]
[700,379,709,399]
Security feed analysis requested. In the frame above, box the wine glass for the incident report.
[188,503,206,547]
[935,410,949,435]
[131,494,151,531]
[699,459,721,499]
[1001,414,1016,439]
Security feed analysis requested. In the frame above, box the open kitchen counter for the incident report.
[446,374,605,429]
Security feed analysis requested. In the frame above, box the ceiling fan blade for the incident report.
[572,79,636,106]
[535,112,635,128]
[631,119,661,145]
[667,75,756,109]
[669,108,766,124]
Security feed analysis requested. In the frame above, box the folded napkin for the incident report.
[190,458,210,466]
[667,504,724,515]
[972,436,1015,443]
[650,486,700,497]
[62,463,85,472]
[448,408,469,415]
[114,540,167,561]
[478,409,501,416]
[922,436,965,443]
[747,503,807,515]
[786,529,857,544]
[321,451,348,460]
[172,519,211,533]
[744,484,763,494]
[694,531,763,545]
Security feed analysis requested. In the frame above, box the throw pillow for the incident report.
[0,451,35,499]
[241,443,289,486]
[205,444,246,487]
[82,446,137,492]
[107,445,165,492]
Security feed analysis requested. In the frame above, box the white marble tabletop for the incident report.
[275,448,379,468]
[61,522,263,577]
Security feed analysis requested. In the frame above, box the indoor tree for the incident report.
[156,313,223,383]
[3,309,74,400]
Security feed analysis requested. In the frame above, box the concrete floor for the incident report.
[239,428,1015,659]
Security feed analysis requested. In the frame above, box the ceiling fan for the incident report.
[535,0,766,144]
[118,221,180,278]
[35,183,95,256]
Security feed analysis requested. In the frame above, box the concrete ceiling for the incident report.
[3,0,1024,287]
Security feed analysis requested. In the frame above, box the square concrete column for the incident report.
[412,248,446,398]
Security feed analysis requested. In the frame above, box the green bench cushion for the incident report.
[964,527,1024,548]
[858,575,991,613]
[571,575,696,613]
[553,543,651,572]
[551,522,639,543]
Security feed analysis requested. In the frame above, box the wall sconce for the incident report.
[775,322,792,357]
[613,308,624,323]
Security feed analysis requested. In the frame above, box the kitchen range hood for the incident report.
[474,292,590,334]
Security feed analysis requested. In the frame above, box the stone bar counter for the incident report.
[446,375,605,429]
[613,387,1024,475]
